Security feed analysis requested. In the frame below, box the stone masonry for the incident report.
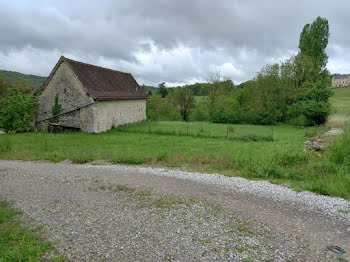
[36,57,147,133]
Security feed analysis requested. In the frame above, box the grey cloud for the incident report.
[0,0,350,86]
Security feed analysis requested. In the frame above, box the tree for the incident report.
[206,71,227,117]
[158,82,168,98]
[299,16,329,71]
[297,16,330,88]
[288,82,332,125]
[288,16,331,125]
[173,88,194,121]
[51,93,62,123]
[0,88,38,133]
[0,75,10,98]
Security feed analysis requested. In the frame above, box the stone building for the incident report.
[332,74,350,88]
[36,56,148,133]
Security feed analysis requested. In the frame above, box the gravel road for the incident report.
[0,159,349,261]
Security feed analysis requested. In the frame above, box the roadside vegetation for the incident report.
[0,201,65,261]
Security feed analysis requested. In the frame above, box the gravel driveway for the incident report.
[0,160,349,261]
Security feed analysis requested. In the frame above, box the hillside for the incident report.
[0,70,47,89]
[329,87,350,123]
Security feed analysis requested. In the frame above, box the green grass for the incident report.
[329,87,350,124]
[2,121,349,199]
[116,121,278,141]
[338,209,350,214]
[0,201,65,261]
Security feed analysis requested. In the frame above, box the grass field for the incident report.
[329,87,350,124]
[2,122,350,199]
[116,121,280,141]
[0,201,65,261]
[0,87,349,199]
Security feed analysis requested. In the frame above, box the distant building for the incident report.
[332,74,350,88]
[36,56,148,133]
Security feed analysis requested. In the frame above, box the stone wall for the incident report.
[36,62,94,129]
[332,75,350,88]
[37,60,147,133]
[89,99,147,133]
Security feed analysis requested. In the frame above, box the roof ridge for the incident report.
[63,56,131,75]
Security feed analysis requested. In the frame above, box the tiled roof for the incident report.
[333,74,350,80]
[39,56,148,100]
[63,57,148,100]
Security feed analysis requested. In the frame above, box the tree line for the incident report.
[146,17,332,126]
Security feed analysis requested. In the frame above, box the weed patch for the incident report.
[0,201,65,261]
[338,209,350,214]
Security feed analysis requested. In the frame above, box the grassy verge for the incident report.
[2,121,350,199]
[0,201,65,261]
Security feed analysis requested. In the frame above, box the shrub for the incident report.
[210,97,246,124]
[146,95,181,121]
[288,82,332,125]
[190,101,210,121]
[0,88,38,133]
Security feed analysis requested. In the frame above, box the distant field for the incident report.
[329,87,350,123]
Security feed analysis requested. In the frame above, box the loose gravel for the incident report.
[89,164,350,222]
[0,160,349,261]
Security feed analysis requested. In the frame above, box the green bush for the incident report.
[0,88,38,133]
[288,82,332,125]
[146,95,181,121]
[210,97,246,124]
[190,101,210,121]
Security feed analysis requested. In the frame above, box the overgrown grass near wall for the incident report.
[2,122,349,199]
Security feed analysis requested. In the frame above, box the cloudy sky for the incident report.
[1,0,350,86]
